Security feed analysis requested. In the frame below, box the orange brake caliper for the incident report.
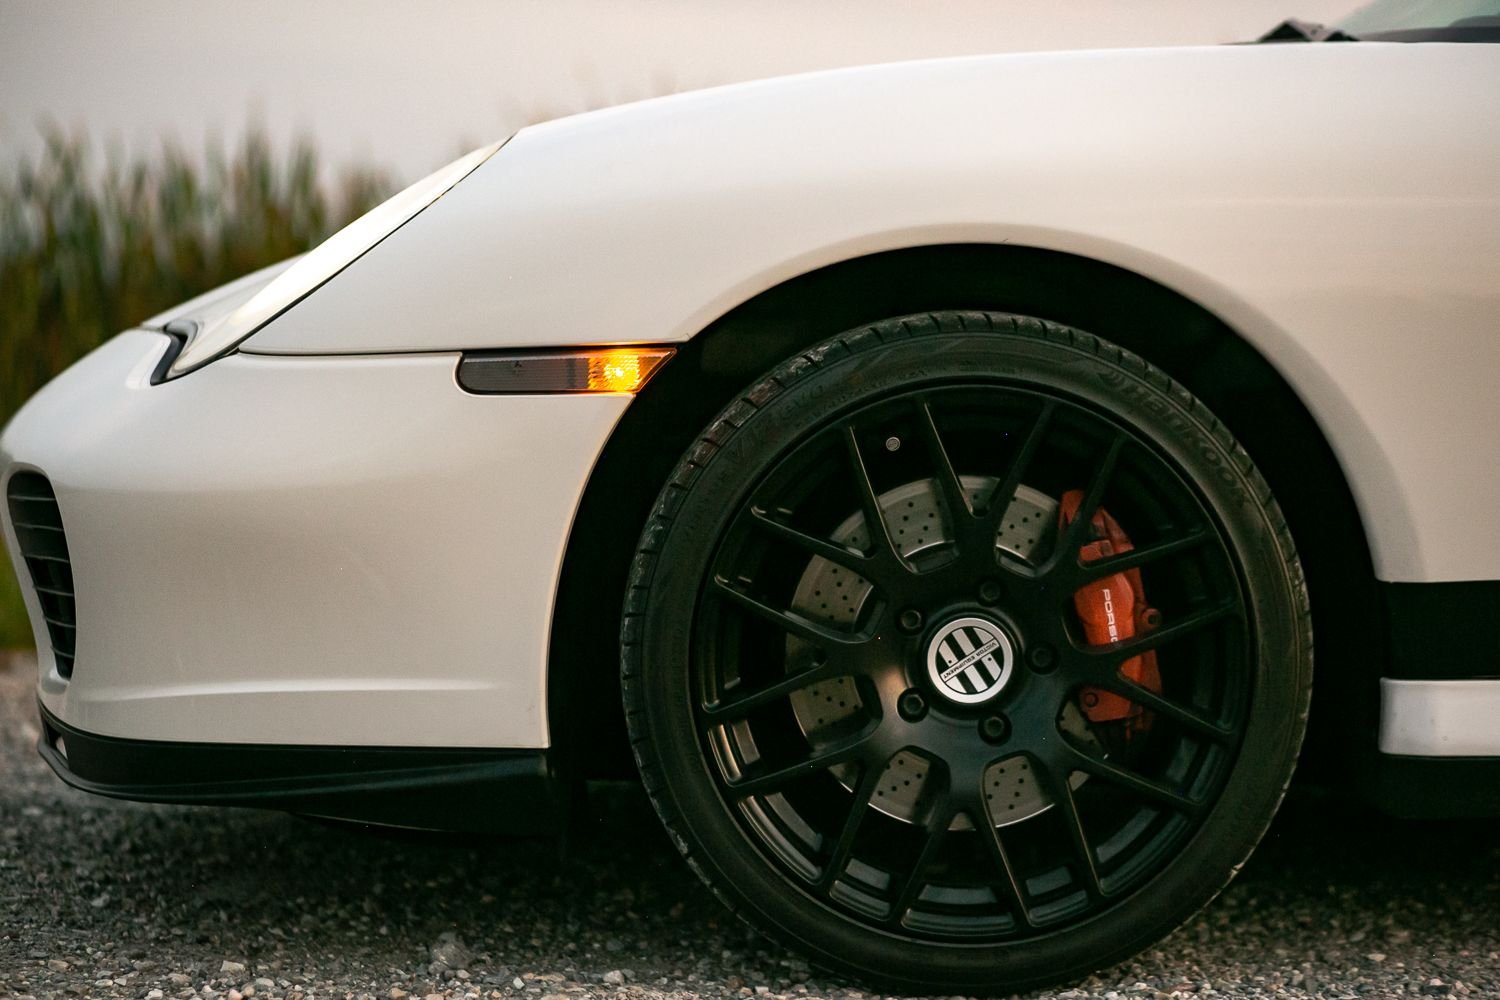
[1057,490,1162,737]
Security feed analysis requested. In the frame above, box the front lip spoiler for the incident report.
[37,702,564,835]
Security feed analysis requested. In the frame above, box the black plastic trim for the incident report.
[149,324,191,385]
[1256,18,1358,42]
[1354,27,1500,43]
[1381,581,1500,681]
[37,703,563,834]
[1359,754,1500,819]
[6,472,77,678]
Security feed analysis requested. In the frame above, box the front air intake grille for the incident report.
[6,472,76,678]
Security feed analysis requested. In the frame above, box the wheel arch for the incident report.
[547,242,1377,782]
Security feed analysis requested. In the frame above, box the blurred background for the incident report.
[0,0,1351,647]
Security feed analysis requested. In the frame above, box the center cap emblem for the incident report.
[926,616,1015,705]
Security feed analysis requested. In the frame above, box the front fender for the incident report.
[243,42,1500,582]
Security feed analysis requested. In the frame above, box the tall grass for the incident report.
[0,129,392,648]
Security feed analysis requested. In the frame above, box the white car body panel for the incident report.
[1380,679,1500,757]
[247,43,1500,584]
[1,330,627,746]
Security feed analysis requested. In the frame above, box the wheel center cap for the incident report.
[925,615,1015,705]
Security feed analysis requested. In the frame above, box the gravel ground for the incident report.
[2,652,1497,1000]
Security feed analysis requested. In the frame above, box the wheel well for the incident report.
[547,244,1377,781]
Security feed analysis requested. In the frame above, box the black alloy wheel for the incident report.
[622,312,1310,993]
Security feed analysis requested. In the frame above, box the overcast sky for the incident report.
[2,0,1354,184]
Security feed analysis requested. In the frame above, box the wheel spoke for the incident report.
[1066,747,1198,814]
[1067,528,1213,587]
[1077,601,1236,665]
[1088,675,1236,743]
[843,426,907,569]
[747,506,873,575]
[1037,763,1101,898]
[711,576,866,646]
[725,730,874,798]
[1051,432,1127,562]
[818,761,885,890]
[701,660,850,722]
[888,800,954,926]
[971,810,1034,930]
[916,399,973,527]
[982,400,1056,530]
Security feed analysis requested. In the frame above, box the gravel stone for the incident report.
[430,932,471,971]
[2,651,1497,999]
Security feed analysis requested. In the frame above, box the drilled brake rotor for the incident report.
[788,476,1096,829]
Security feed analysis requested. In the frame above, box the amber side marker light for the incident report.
[457,347,676,395]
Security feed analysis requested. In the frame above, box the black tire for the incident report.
[622,312,1310,994]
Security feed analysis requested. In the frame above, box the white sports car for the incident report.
[4,1,1498,992]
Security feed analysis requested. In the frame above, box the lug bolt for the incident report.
[978,579,1003,604]
[898,608,924,633]
[898,689,927,722]
[1029,644,1057,672]
[979,715,1011,744]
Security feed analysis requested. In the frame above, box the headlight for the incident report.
[163,139,504,379]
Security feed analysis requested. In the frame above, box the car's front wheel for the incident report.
[622,312,1310,993]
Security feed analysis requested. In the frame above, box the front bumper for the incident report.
[36,699,563,833]
[1,330,629,748]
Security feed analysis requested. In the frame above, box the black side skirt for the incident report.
[37,703,563,835]
[1358,754,1500,820]
[1382,581,1500,681]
